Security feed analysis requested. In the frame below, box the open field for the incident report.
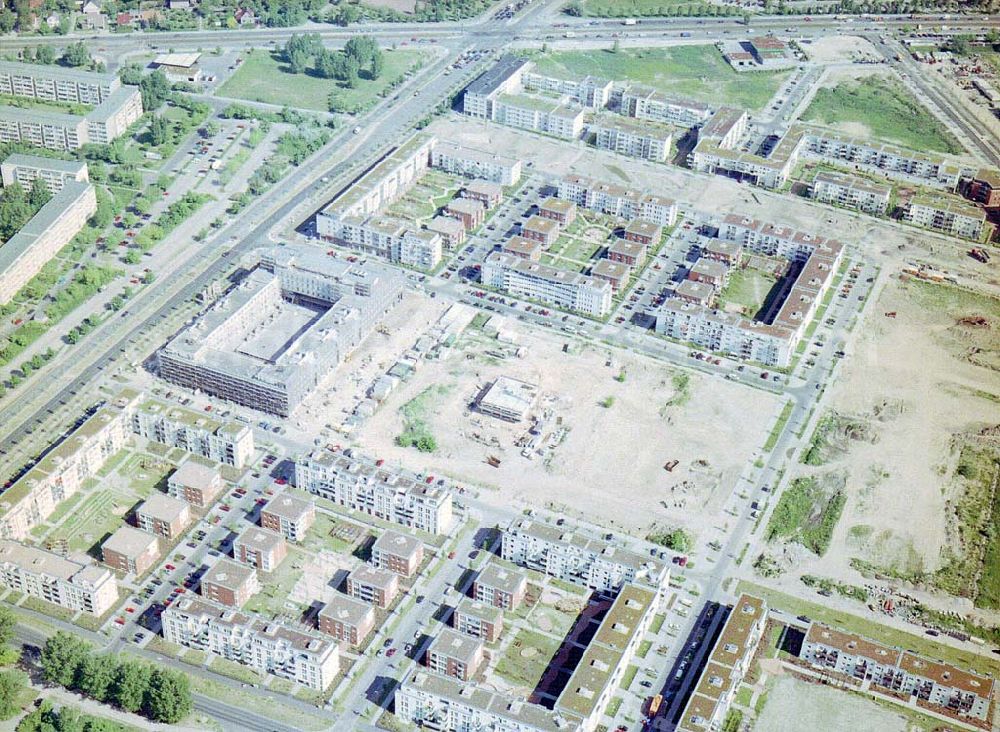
[801,72,964,155]
[353,313,780,535]
[527,46,789,111]
[765,475,845,556]
[717,267,777,317]
[755,676,912,732]
[494,629,562,691]
[216,48,426,113]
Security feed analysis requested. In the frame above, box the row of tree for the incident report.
[41,632,192,724]
[282,34,384,88]
[0,605,27,722]
[0,180,52,242]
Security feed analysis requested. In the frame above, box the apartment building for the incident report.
[481,252,613,317]
[521,215,560,246]
[0,95,140,151]
[655,300,792,366]
[102,526,160,576]
[963,168,1000,207]
[474,562,528,610]
[86,86,143,144]
[167,459,222,509]
[590,115,675,162]
[200,558,260,608]
[501,518,667,592]
[702,239,742,265]
[233,526,287,573]
[135,493,191,540]
[463,179,503,207]
[426,215,466,250]
[445,198,487,231]
[453,598,503,643]
[689,123,801,190]
[619,85,712,128]
[0,540,118,615]
[323,214,443,270]
[318,593,376,646]
[260,493,315,543]
[904,195,986,240]
[502,236,543,261]
[556,175,678,227]
[494,95,585,140]
[719,214,842,262]
[429,142,522,186]
[523,72,612,109]
[554,583,660,731]
[0,179,96,304]
[688,258,729,288]
[346,565,400,609]
[0,153,89,193]
[396,671,580,732]
[800,623,994,722]
[0,398,130,541]
[537,197,577,225]
[128,394,255,469]
[698,107,749,149]
[675,279,715,307]
[0,60,120,104]
[371,530,424,578]
[676,594,768,732]
[462,54,533,120]
[427,628,485,681]
[590,259,629,293]
[294,449,454,535]
[162,597,340,690]
[621,220,660,249]
[810,171,891,215]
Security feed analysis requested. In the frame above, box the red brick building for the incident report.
[319,593,376,647]
[963,169,1000,208]
[622,219,662,247]
[607,238,647,268]
[501,235,542,261]
[445,198,486,230]
[346,565,399,609]
[453,598,503,643]
[260,493,315,543]
[200,558,260,607]
[135,493,191,540]
[167,457,223,508]
[520,215,560,246]
[473,562,527,610]
[426,628,484,681]
[102,526,160,576]
[537,197,577,225]
[234,526,287,573]
[463,180,503,208]
[371,530,423,578]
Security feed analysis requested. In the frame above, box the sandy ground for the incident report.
[755,677,910,732]
[351,316,780,535]
[803,35,881,64]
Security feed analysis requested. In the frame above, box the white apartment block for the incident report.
[86,86,143,144]
[481,252,613,317]
[462,55,532,120]
[0,107,88,151]
[0,540,118,616]
[494,95,585,140]
[718,214,840,262]
[0,397,130,541]
[429,142,522,186]
[162,597,340,690]
[0,61,120,105]
[294,449,454,535]
[556,175,678,227]
[501,518,667,592]
[523,72,613,109]
[1,153,89,193]
[811,171,891,215]
[619,85,713,128]
[0,180,96,304]
[698,107,749,149]
[590,116,674,162]
[904,196,985,240]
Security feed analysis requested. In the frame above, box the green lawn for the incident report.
[216,49,426,113]
[801,75,963,155]
[494,629,562,689]
[717,267,777,317]
[528,46,789,110]
[243,546,306,619]
[765,475,844,556]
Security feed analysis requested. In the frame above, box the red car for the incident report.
[220,505,230,512]
[386,648,396,658]
[165,564,176,571]
[275,478,287,486]
[114,617,125,625]
[125,606,135,613]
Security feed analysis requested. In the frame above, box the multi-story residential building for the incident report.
[589,259,629,293]
[676,594,767,732]
[0,153,89,193]
[523,72,612,109]
[162,597,340,690]
[0,180,96,304]
[655,300,792,366]
[326,215,443,270]
[346,565,400,609]
[702,239,742,265]
[166,456,223,508]
[800,623,994,723]
[962,168,1000,207]
[521,215,560,246]
[689,125,801,190]
[501,518,667,592]
[0,96,140,151]
[688,258,729,288]
[537,197,577,225]
[554,583,660,731]
[719,214,841,262]
[608,236,648,267]
[555,175,678,227]
[453,598,503,643]
[260,493,315,543]
[904,195,986,240]
[128,392,255,469]
[294,449,454,535]
[591,115,675,162]
[427,628,485,681]
[318,593,376,646]
[462,55,533,120]
[481,252,613,317]
[429,142,522,186]
[135,493,191,540]
[102,526,160,576]
[371,530,424,578]
[494,95,585,140]
[619,85,712,128]
[0,540,118,615]
[426,215,466,250]
[86,86,143,144]
[811,171,891,215]
[502,236,543,261]
[463,179,503,207]
[0,397,131,541]
[620,220,661,249]
[0,60,120,104]
[445,198,486,231]
[675,279,715,307]
[396,671,580,732]
[474,562,528,610]
[698,107,749,149]
[233,526,287,573]
[200,558,260,608]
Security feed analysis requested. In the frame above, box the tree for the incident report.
[564,0,583,15]
[148,114,169,146]
[314,48,339,79]
[944,34,972,55]
[332,3,360,25]
[343,54,360,88]
[75,653,115,703]
[111,660,151,714]
[0,9,15,33]
[28,178,51,210]
[611,39,620,53]
[60,41,92,68]
[0,605,15,647]
[370,49,384,79]
[139,70,172,111]
[143,668,192,724]
[0,669,28,720]
[32,45,56,64]
[119,62,143,86]
[41,632,91,688]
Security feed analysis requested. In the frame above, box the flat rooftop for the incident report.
[479,376,539,417]
[429,627,484,665]
[372,530,422,560]
[103,525,158,559]
[476,561,526,595]
[136,492,188,524]
[202,558,257,591]
[262,493,313,522]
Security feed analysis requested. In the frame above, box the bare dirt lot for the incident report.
[352,314,782,536]
[755,676,911,732]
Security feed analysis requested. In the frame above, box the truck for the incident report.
[622,17,637,25]
[648,694,663,716]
